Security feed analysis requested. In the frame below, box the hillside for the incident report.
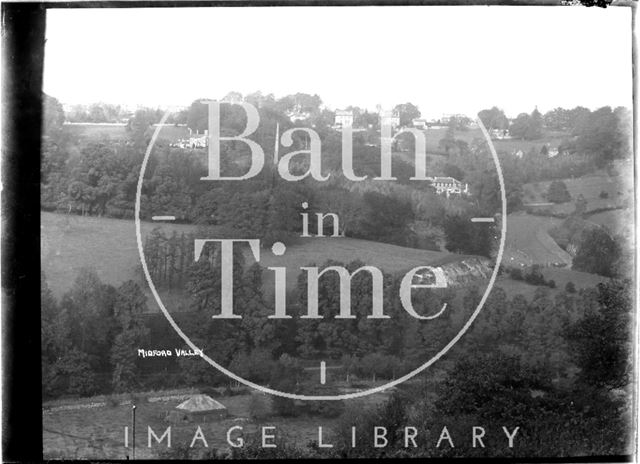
[503,212,572,267]
[41,212,460,299]
[522,170,633,216]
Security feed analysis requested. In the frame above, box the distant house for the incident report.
[287,104,311,123]
[427,176,469,197]
[288,111,311,123]
[490,129,511,140]
[412,118,429,129]
[379,109,400,128]
[334,110,354,128]
[172,128,208,149]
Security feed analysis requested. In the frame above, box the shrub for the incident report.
[509,267,524,281]
[599,190,609,199]
[565,281,577,293]
[547,180,571,203]
[547,279,556,289]
[106,395,121,408]
[524,265,546,286]
[248,393,271,420]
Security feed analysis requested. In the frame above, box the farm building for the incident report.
[167,394,227,423]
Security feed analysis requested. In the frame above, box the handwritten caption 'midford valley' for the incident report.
[138,348,203,358]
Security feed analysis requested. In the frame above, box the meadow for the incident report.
[41,211,454,301]
[522,170,633,215]
[502,212,571,267]
[419,127,569,155]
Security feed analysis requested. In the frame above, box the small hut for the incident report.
[167,394,227,423]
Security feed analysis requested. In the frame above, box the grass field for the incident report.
[420,128,569,155]
[522,171,633,215]
[503,212,572,267]
[41,212,458,302]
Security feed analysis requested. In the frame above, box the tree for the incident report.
[62,268,117,368]
[509,113,530,139]
[43,94,65,134]
[575,106,631,167]
[443,213,494,257]
[525,108,543,140]
[546,180,571,203]
[543,107,572,131]
[354,192,415,246]
[393,102,420,127]
[564,280,632,390]
[478,107,508,131]
[111,281,150,391]
[443,163,465,181]
[573,227,621,277]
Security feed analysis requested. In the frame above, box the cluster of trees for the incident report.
[573,226,628,278]
[161,279,633,459]
[477,105,631,168]
[509,108,543,140]
[62,102,182,125]
[507,265,556,288]
[42,270,149,397]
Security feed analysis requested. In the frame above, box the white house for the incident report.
[412,118,429,129]
[427,176,469,197]
[334,110,354,128]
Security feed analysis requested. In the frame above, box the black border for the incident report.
[1,1,636,462]
[2,2,45,463]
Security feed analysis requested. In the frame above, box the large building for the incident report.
[427,176,469,197]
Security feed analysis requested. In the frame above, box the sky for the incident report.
[44,5,633,119]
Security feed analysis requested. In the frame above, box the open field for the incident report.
[420,128,569,155]
[42,212,458,301]
[523,172,633,215]
[43,387,394,459]
[491,269,608,300]
[42,210,610,309]
[503,212,572,267]
[63,123,190,142]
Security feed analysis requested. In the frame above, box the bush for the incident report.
[509,267,524,281]
[524,265,546,286]
[599,190,609,199]
[547,180,571,203]
[248,393,271,420]
[565,281,577,293]
[272,395,298,417]
[547,279,556,289]
[106,395,121,408]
